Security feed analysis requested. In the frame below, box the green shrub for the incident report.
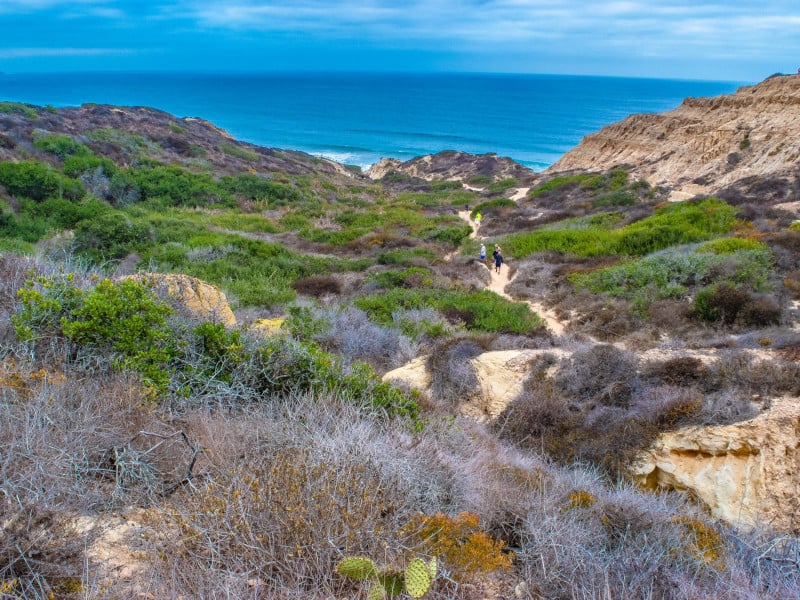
[467,174,491,186]
[487,178,517,193]
[218,173,303,206]
[0,160,84,202]
[507,198,738,259]
[74,211,150,260]
[62,153,117,178]
[696,237,767,254]
[61,279,176,396]
[128,164,233,207]
[693,284,750,324]
[355,288,542,334]
[32,133,91,159]
[219,142,260,162]
[426,224,472,246]
[371,267,433,289]
[12,276,175,397]
[0,102,38,118]
[531,173,598,196]
[470,198,516,219]
[87,128,159,155]
[571,244,773,310]
[377,248,438,266]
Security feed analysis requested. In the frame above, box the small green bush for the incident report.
[219,142,260,162]
[32,133,92,159]
[507,198,738,259]
[218,173,303,206]
[371,267,433,289]
[62,153,117,178]
[0,101,38,118]
[470,198,516,219]
[74,211,150,260]
[13,276,175,397]
[0,160,84,202]
[355,288,542,334]
[487,178,517,194]
[377,248,438,266]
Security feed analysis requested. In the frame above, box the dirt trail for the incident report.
[456,211,566,335]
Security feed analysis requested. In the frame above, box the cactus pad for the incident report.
[427,557,438,579]
[377,571,404,598]
[367,582,388,600]
[336,556,379,580]
[404,558,432,598]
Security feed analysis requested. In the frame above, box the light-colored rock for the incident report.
[250,317,286,336]
[366,157,403,179]
[367,150,537,184]
[383,355,431,391]
[550,74,800,198]
[383,349,567,421]
[127,273,236,326]
[632,396,800,531]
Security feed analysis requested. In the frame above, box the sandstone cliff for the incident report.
[632,397,800,531]
[549,74,800,200]
[367,150,537,184]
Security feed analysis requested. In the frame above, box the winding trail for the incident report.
[456,209,566,335]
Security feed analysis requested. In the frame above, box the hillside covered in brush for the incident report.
[1,76,799,599]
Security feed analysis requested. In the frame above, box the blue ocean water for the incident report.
[0,72,744,171]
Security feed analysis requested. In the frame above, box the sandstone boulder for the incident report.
[632,396,800,531]
[383,349,565,421]
[127,273,236,326]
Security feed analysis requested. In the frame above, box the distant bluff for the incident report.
[0,103,349,178]
[550,74,800,200]
[367,150,537,185]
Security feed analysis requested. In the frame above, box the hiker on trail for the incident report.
[493,245,503,273]
[480,243,486,262]
[475,212,482,226]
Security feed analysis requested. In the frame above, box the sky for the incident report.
[0,1,798,82]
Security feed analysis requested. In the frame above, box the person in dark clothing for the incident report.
[493,245,503,273]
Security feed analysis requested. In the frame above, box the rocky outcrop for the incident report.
[382,349,565,421]
[549,74,800,200]
[127,273,236,326]
[632,397,800,531]
[367,150,537,185]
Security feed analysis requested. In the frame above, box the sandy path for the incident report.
[456,211,566,335]
[509,187,530,201]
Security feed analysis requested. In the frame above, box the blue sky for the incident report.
[1,1,798,82]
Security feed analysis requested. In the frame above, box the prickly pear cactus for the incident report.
[378,571,404,598]
[336,556,379,581]
[427,557,438,580]
[404,558,432,599]
[367,582,388,600]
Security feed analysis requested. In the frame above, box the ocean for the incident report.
[0,72,744,171]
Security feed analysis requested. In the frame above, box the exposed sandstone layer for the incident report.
[127,273,236,326]
[382,349,565,421]
[549,74,800,199]
[367,150,537,184]
[632,397,800,531]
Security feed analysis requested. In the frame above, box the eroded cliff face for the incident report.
[632,397,800,531]
[549,74,800,200]
[367,150,537,184]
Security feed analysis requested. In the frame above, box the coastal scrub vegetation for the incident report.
[1,103,800,598]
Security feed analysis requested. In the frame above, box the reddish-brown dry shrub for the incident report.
[292,275,341,298]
